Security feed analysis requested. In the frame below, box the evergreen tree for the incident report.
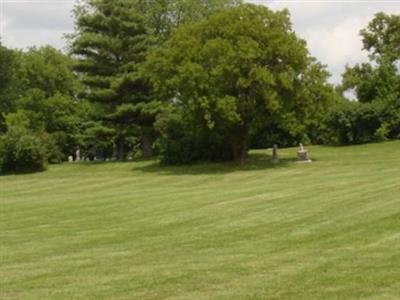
[69,0,154,160]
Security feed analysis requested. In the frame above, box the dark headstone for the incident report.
[272,144,279,163]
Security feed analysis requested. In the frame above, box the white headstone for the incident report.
[297,144,312,163]
[75,149,81,162]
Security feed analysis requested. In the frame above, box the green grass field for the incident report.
[1,141,399,299]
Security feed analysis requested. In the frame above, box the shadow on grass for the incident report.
[133,154,297,176]
[77,156,155,165]
[0,167,47,177]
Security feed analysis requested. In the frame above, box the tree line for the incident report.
[0,1,399,173]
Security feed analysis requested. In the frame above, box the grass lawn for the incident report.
[1,141,399,299]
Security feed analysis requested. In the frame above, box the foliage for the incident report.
[154,107,197,164]
[360,12,400,63]
[69,0,155,160]
[79,122,116,160]
[0,112,48,173]
[16,89,83,159]
[147,4,335,164]
[16,46,78,98]
[341,12,400,103]
[0,43,15,94]
[0,44,19,132]
[19,47,83,160]
[337,12,400,145]
[139,0,242,40]
[69,0,244,160]
[0,45,83,162]
[380,96,400,138]
[342,61,399,104]
[323,101,383,144]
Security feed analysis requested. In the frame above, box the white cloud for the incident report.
[302,15,371,82]
[1,0,75,49]
[258,0,400,83]
[1,0,400,84]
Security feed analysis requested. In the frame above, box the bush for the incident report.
[0,111,49,173]
[0,126,48,174]
[380,98,400,139]
[323,100,396,145]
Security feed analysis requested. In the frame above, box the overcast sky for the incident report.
[1,0,399,84]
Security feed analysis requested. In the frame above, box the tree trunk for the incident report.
[141,134,154,159]
[232,142,247,164]
[232,128,249,164]
[117,136,125,161]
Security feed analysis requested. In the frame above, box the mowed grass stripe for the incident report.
[1,141,399,299]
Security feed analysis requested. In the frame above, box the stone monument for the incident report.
[75,149,81,162]
[272,144,279,163]
[68,156,74,163]
[297,143,312,163]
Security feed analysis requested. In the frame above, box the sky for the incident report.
[1,0,399,84]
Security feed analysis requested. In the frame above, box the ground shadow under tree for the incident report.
[132,153,297,176]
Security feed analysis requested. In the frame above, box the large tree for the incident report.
[14,46,83,160]
[69,0,154,160]
[146,4,335,163]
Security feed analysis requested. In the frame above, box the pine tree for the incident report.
[69,0,154,160]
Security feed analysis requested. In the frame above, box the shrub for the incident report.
[0,111,49,173]
[0,126,48,173]
[323,100,396,145]
[380,98,400,139]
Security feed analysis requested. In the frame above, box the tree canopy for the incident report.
[360,12,400,64]
[139,0,242,39]
[146,4,335,163]
[342,13,400,103]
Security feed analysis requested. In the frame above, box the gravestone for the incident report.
[272,144,279,163]
[75,149,81,162]
[68,156,73,163]
[297,143,312,163]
